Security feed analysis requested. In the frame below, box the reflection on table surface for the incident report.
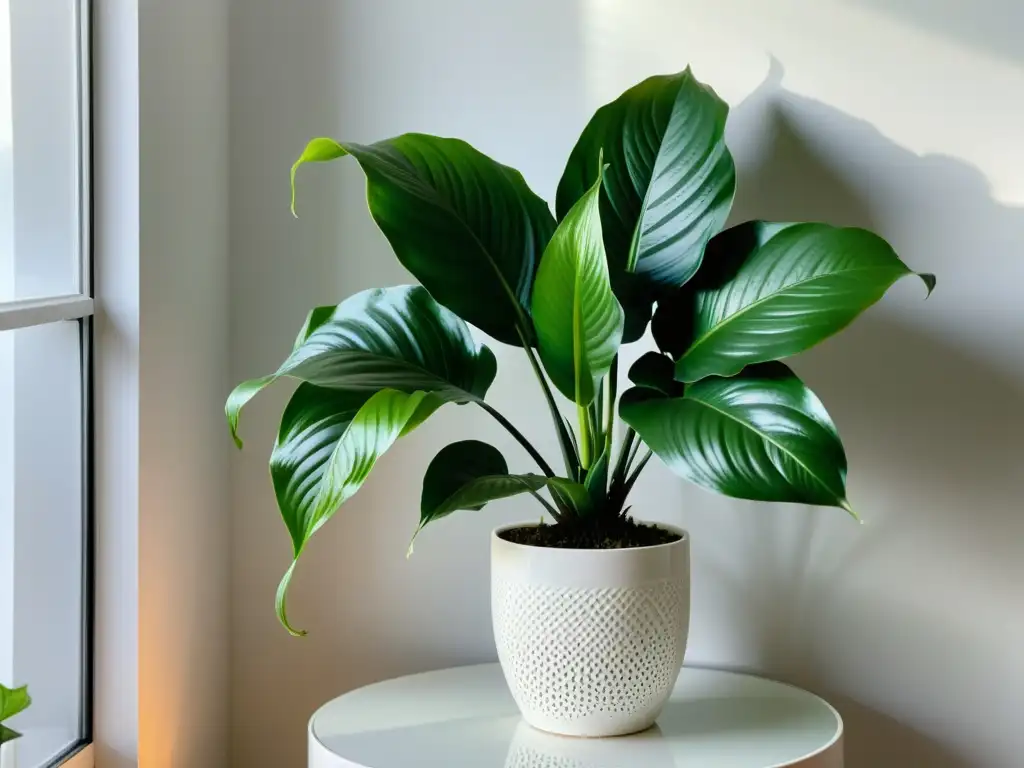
[313,665,841,768]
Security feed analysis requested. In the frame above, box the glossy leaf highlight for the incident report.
[271,386,441,635]
[658,221,935,382]
[557,69,736,335]
[620,362,853,512]
[533,171,624,404]
[226,285,496,447]
[292,134,555,346]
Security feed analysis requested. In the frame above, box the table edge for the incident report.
[308,662,845,768]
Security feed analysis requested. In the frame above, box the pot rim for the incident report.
[492,520,688,552]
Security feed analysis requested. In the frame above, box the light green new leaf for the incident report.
[0,683,30,742]
[291,135,555,346]
[414,441,589,547]
[226,285,496,447]
[271,386,441,636]
[556,68,736,337]
[620,362,854,513]
[663,221,935,382]
[533,171,624,405]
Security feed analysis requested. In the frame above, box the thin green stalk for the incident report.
[623,449,653,495]
[587,398,602,458]
[577,402,593,469]
[563,415,580,461]
[526,487,566,524]
[626,432,643,473]
[478,401,555,478]
[517,328,580,479]
[604,357,618,459]
[611,426,636,486]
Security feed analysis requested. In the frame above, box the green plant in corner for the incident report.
[228,68,934,636]
[0,682,31,746]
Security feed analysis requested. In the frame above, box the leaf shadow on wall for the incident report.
[696,60,1024,768]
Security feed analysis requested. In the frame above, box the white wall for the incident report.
[94,0,231,765]
[229,1,1024,765]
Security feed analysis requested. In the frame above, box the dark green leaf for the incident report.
[420,440,510,519]
[0,683,30,723]
[620,362,854,513]
[583,447,610,512]
[627,351,683,396]
[271,386,442,635]
[414,440,589,545]
[291,135,555,346]
[0,724,19,744]
[226,285,496,447]
[533,169,624,405]
[556,69,736,334]
[661,221,935,382]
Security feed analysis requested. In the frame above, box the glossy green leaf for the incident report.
[271,386,442,635]
[414,439,585,541]
[291,135,555,346]
[619,362,854,512]
[0,683,30,725]
[556,69,736,335]
[226,285,496,447]
[660,221,935,382]
[533,171,624,404]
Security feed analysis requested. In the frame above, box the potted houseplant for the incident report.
[0,682,30,767]
[228,68,933,737]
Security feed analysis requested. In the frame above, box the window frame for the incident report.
[0,0,94,765]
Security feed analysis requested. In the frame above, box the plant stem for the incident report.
[626,431,642,473]
[526,487,565,524]
[611,426,636,486]
[604,357,617,459]
[478,401,556,478]
[623,449,653,495]
[517,328,580,479]
[577,402,592,469]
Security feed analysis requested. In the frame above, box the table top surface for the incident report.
[309,663,843,768]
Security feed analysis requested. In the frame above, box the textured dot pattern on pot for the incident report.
[491,523,690,738]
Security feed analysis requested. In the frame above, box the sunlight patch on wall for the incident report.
[580,0,1024,205]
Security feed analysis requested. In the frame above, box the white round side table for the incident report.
[309,663,843,768]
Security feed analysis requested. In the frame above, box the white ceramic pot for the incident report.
[491,523,690,737]
[0,738,17,768]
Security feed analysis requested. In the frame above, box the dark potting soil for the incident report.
[498,517,681,550]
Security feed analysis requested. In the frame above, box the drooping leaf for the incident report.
[291,135,556,346]
[226,285,496,447]
[656,221,935,382]
[414,439,588,544]
[556,68,736,337]
[619,362,854,513]
[0,683,30,724]
[532,170,624,404]
[271,386,442,635]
